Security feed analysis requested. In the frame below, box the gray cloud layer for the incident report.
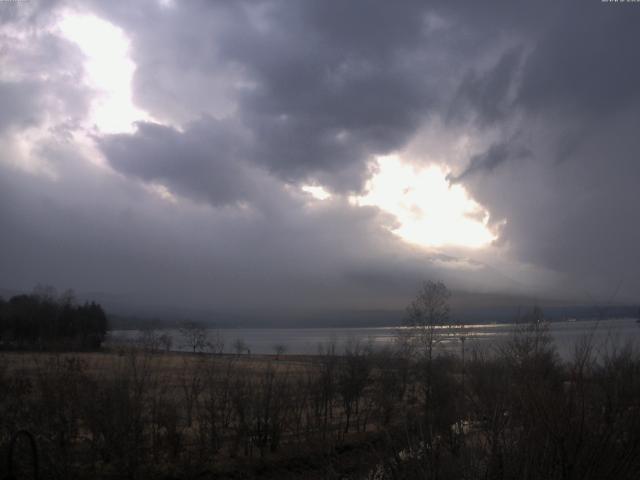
[1,0,639,318]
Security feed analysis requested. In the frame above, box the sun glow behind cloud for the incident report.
[355,155,497,248]
[57,13,149,133]
[301,184,331,200]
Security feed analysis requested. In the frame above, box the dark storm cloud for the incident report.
[226,0,434,190]
[98,119,255,206]
[89,0,447,192]
[447,1,640,299]
[452,47,524,126]
[469,108,640,298]
[449,141,530,183]
[517,5,640,117]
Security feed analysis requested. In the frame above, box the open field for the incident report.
[1,350,319,380]
[1,347,415,479]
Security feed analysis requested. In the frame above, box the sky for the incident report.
[1,0,639,319]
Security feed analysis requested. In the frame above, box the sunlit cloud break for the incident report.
[301,184,332,201]
[57,13,149,134]
[354,156,497,249]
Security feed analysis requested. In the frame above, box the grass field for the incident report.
[0,347,404,479]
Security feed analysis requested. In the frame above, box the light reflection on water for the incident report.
[108,318,640,360]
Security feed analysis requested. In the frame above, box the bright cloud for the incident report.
[57,13,149,133]
[354,155,497,248]
[301,184,332,201]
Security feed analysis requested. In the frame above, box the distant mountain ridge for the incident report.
[3,285,637,329]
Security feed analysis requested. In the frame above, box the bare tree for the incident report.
[208,329,225,354]
[404,280,454,465]
[179,357,205,427]
[137,327,161,353]
[338,339,372,433]
[233,338,248,356]
[405,280,453,362]
[158,332,173,352]
[273,343,287,360]
[179,321,208,353]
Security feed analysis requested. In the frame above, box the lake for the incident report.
[107,317,640,360]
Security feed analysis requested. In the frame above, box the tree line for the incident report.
[0,286,108,350]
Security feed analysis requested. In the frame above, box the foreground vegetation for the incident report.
[2,283,639,478]
[2,321,640,479]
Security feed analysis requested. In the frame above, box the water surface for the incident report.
[108,318,640,360]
